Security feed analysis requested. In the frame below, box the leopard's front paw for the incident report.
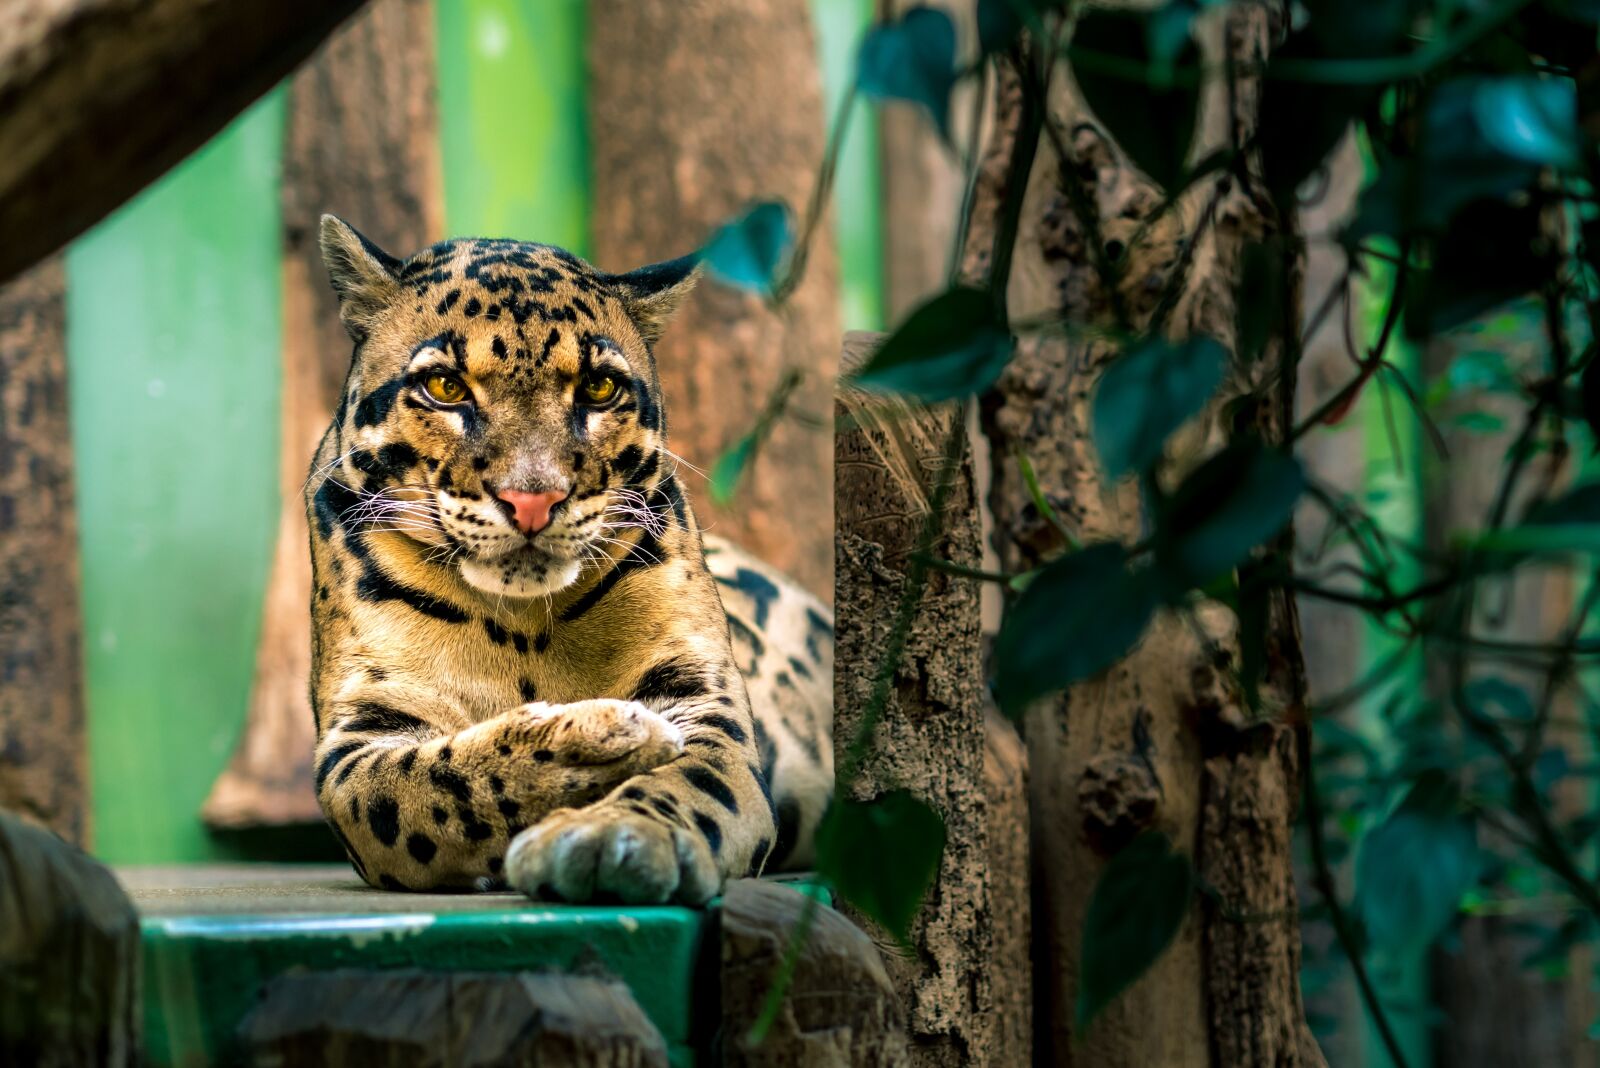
[517,699,683,774]
[504,802,720,906]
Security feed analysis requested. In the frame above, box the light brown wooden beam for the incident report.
[0,0,369,286]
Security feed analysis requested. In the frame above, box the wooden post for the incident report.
[203,0,442,828]
[0,811,140,1065]
[0,0,369,285]
[238,969,668,1066]
[587,0,841,600]
[719,879,909,1065]
[833,333,1001,1062]
[0,259,88,846]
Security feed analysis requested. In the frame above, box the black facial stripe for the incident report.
[558,524,665,622]
[313,474,361,539]
[354,376,405,428]
[357,567,470,623]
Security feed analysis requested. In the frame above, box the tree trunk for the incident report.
[977,6,1323,1064]
[203,0,441,828]
[587,0,840,601]
[0,258,88,847]
[834,332,995,1065]
[0,0,369,286]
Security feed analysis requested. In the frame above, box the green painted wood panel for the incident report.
[69,93,285,864]
[436,0,591,253]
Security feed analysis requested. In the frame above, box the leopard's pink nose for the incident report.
[495,488,567,534]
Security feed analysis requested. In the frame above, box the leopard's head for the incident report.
[314,215,698,600]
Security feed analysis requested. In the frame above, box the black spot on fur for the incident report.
[717,567,780,628]
[519,678,538,702]
[315,742,364,793]
[487,856,504,874]
[407,832,438,864]
[622,786,647,801]
[432,805,449,825]
[770,795,801,868]
[342,703,426,736]
[483,618,509,645]
[398,749,418,775]
[368,797,401,847]
[497,799,521,821]
[512,632,530,654]
[379,874,410,891]
[533,749,554,763]
[685,766,739,814]
[460,807,495,841]
[693,811,723,855]
[436,289,461,314]
[430,764,473,804]
[693,712,748,746]
[632,657,707,702]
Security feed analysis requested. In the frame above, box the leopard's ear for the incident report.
[320,214,403,341]
[608,253,702,345]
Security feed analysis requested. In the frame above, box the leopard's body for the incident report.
[306,217,831,903]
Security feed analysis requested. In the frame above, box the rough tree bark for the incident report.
[977,6,1323,1064]
[0,0,369,285]
[0,259,88,847]
[834,333,1014,1065]
[587,0,840,601]
[203,0,441,827]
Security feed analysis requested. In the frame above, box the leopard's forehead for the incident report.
[396,238,609,314]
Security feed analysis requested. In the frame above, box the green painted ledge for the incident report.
[123,865,827,1067]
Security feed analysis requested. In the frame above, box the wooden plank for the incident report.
[0,257,87,846]
[0,0,368,284]
[203,0,442,829]
[0,811,140,1066]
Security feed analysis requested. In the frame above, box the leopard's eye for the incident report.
[423,373,469,405]
[579,372,620,406]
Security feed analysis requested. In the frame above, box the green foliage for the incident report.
[993,543,1158,714]
[856,6,958,136]
[1069,9,1201,191]
[1153,444,1305,593]
[1092,336,1226,478]
[815,791,946,946]
[851,287,1013,401]
[709,432,756,506]
[1077,832,1195,1031]
[702,201,794,297]
[1355,772,1480,959]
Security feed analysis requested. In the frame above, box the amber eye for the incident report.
[579,372,620,406]
[422,373,469,405]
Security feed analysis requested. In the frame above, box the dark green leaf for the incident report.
[1471,76,1579,170]
[815,791,946,945]
[851,287,1012,401]
[1077,832,1195,1031]
[1236,240,1289,366]
[1474,482,1600,555]
[857,6,958,135]
[1092,335,1227,478]
[1154,444,1305,593]
[709,432,757,506]
[976,0,1062,55]
[702,202,794,296]
[994,543,1158,714]
[1355,771,1479,957]
[1464,676,1535,723]
[1404,201,1548,338]
[1071,10,1200,191]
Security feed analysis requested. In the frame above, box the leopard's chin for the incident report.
[458,548,581,600]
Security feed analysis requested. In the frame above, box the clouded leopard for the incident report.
[307,216,831,904]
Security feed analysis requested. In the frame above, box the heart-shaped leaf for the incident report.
[1154,443,1305,593]
[994,543,1158,714]
[857,7,959,136]
[851,287,1013,401]
[1092,335,1227,478]
[815,791,946,945]
[702,201,794,296]
[1077,832,1195,1030]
